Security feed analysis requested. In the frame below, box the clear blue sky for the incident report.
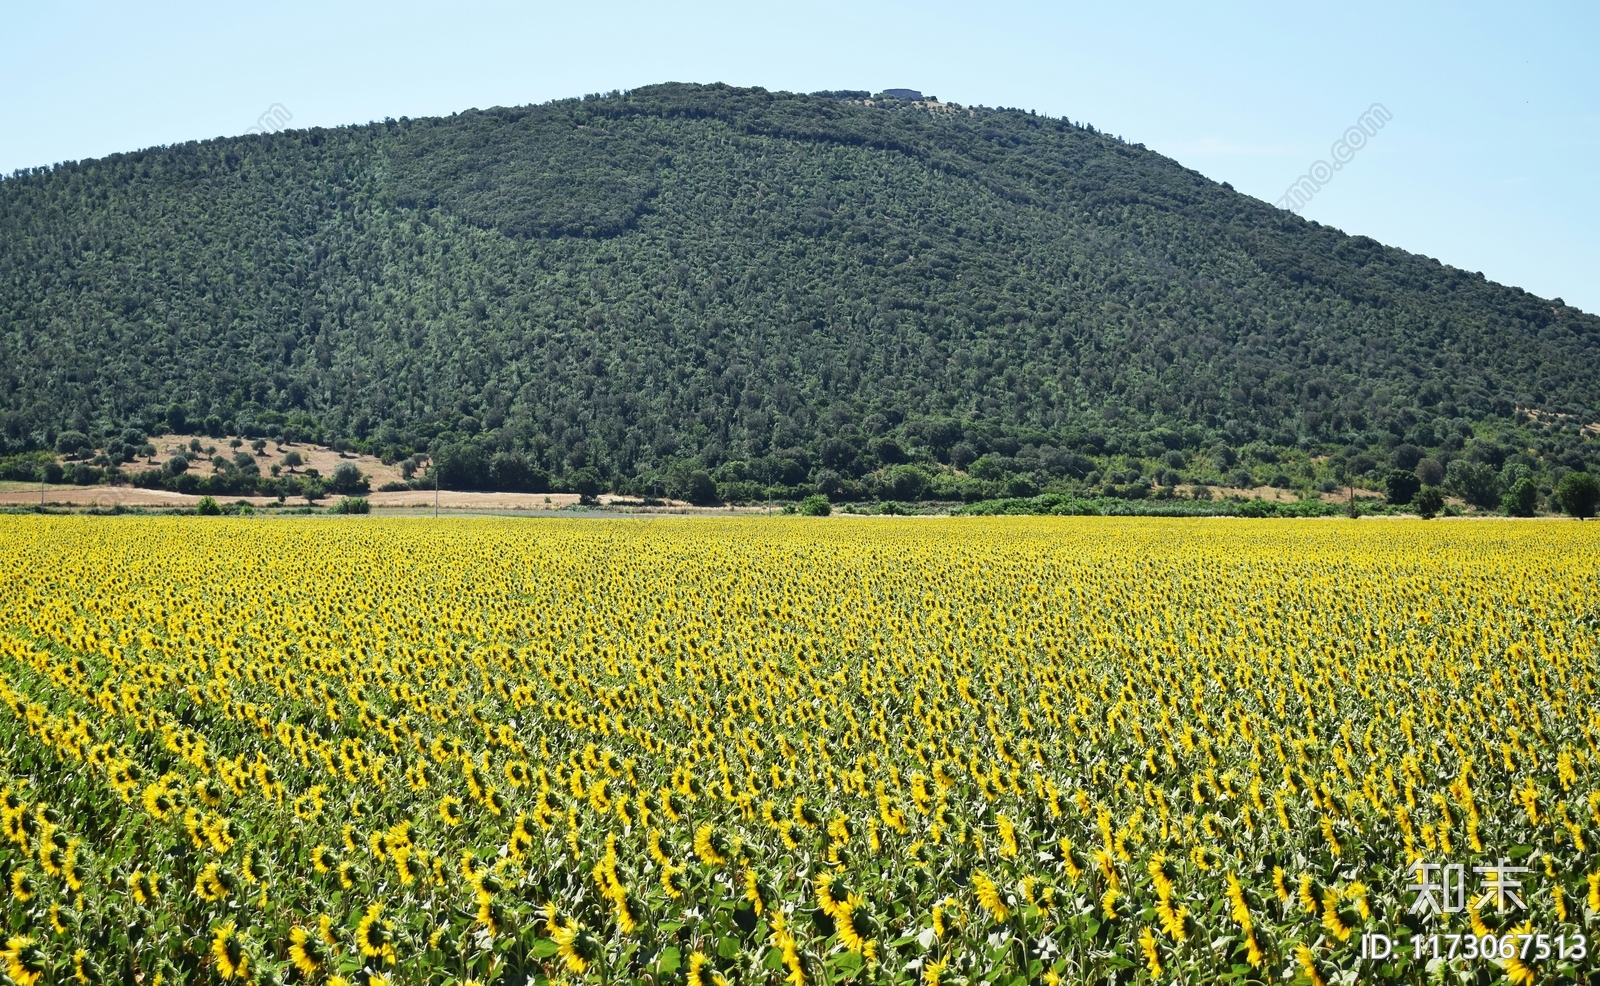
[5,1,1597,312]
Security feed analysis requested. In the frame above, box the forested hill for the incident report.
[2,82,1598,499]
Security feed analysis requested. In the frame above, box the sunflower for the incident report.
[194,862,231,902]
[971,871,1010,923]
[289,924,329,979]
[140,780,175,820]
[1138,926,1163,978]
[438,795,464,827]
[769,912,804,986]
[693,823,727,866]
[9,868,35,903]
[661,864,685,898]
[293,785,326,821]
[240,851,267,885]
[356,901,396,964]
[195,778,225,809]
[72,946,99,985]
[310,845,336,875]
[543,903,600,974]
[507,813,535,858]
[2,935,46,986]
[395,850,424,886]
[210,921,249,981]
[505,760,531,788]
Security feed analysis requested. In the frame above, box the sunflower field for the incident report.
[1,515,1598,986]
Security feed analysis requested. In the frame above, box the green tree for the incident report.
[1554,472,1600,519]
[1413,486,1445,519]
[195,495,222,516]
[878,464,930,501]
[799,494,832,516]
[166,403,188,433]
[488,451,549,493]
[331,462,368,495]
[1384,468,1420,506]
[666,466,718,505]
[1502,476,1538,517]
[55,430,88,456]
[432,441,491,490]
[1445,460,1499,509]
[569,467,602,504]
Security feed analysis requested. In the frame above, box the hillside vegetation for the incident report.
[2,83,1597,506]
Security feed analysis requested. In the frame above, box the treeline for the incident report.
[2,83,1598,505]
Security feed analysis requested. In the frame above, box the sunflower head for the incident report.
[2,935,46,986]
[439,796,464,827]
[356,902,396,964]
[311,845,336,875]
[210,922,249,981]
[289,925,328,978]
[506,760,530,787]
[9,869,35,903]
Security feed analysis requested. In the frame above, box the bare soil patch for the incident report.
[117,434,409,487]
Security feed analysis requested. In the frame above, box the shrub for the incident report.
[1413,486,1445,519]
[1554,472,1600,519]
[195,496,222,516]
[798,494,832,516]
[330,496,371,514]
